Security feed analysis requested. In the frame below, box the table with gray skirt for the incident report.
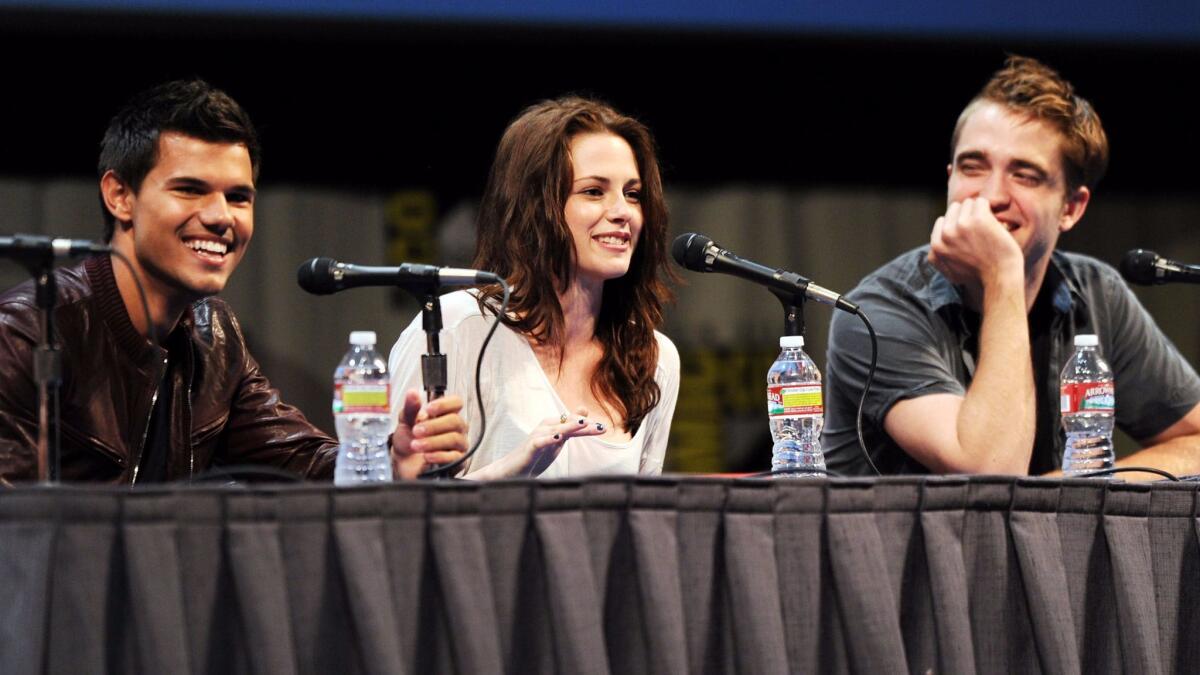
[1,475,1197,674]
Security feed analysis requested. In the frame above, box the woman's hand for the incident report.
[467,408,606,479]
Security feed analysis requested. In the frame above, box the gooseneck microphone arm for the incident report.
[296,257,499,294]
[296,256,506,405]
[670,232,860,315]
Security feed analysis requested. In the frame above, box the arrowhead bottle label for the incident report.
[1060,381,1114,414]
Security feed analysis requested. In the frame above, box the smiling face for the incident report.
[563,132,644,290]
[948,101,1090,280]
[104,132,255,311]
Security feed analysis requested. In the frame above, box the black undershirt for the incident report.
[962,266,1060,475]
[137,358,174,483]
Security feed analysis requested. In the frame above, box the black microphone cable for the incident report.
[855,310,882,476]
[109,248,158,346]
[419,278,511,479]
[1073,466,1179,481]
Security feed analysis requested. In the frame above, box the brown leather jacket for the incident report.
[0,256,337,484]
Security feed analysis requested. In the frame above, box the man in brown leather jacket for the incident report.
[0,80,467,484]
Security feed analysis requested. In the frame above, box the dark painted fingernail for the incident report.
[596,422,605,431]
[553,433,561,440]
[578,418,585,425]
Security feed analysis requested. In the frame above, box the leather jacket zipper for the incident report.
[131,356,168,485]
[186,348,195,478]
[187,389,194,478]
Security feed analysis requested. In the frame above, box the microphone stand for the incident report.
[406,285,451,478]
[416,288,447,401]
[21,260,63,483]
[770,287,807,338]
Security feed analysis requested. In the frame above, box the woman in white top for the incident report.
[389,96,680,479]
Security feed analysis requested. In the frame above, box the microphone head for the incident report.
[1120,249,1161,286]
[671,232,714,272]
[296,257,339,295]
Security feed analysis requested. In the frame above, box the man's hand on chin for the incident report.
[928,197,1024,288]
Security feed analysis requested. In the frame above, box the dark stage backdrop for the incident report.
[0,13,1197,193]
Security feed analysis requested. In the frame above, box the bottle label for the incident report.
[334,382,390,414]
[767,384,823,418]
[1060,381,1114,414]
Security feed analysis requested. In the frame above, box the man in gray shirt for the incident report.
[823,55,1200,478]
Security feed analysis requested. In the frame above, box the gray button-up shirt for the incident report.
[823,246,1200,476]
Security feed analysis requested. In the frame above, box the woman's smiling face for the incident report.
[563,132,644,290]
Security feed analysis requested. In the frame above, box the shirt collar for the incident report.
[917,249,1085,317]
[1047,250,1086,315]
[914,254,965,312]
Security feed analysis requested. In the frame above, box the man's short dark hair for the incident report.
[98,79,261,242]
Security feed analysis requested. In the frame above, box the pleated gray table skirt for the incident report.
[1,475,1198,674]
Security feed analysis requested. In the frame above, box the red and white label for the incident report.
[767,384,823,418]
[1060,381,1114,414]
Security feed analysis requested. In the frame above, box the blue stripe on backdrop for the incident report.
[1,0,1198,43]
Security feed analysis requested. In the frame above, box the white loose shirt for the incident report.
[388,291,679,478]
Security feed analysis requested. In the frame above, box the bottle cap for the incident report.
[349,330,377,346]
[1074,334,1099,347]
[779,335,805,348]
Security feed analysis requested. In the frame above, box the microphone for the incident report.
[1120,249,1200,286]
[297,257,501,295]
[671,232,859,314]
[0,234,111,262]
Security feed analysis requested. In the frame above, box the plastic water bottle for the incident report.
[333,331,393,485]
[767,335,826,476]
[1060,334,1115,477]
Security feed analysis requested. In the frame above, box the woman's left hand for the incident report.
[466,407,606,479]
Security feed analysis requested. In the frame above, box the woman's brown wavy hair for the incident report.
[473,96,676,433]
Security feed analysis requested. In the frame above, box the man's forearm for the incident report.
[955,276,1036,473]
[1116,434,1200,481]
